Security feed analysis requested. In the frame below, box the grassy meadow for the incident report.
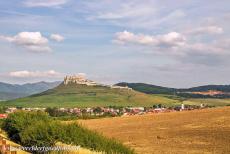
[79,107,230,154]
[184,98,230,107]
[1,84,181,108]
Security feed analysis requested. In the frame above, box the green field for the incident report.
[0,83,181,108]
[184,98,230,107]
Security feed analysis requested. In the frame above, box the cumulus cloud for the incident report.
[9,70,61,78]
[0,32,52,52]
[164,40,230,58]
[187,26,223,35]
[50,34,64,42]
[23,0,68,8]
[114,31,186,47]
[113,30,230,60]
[158,32,186,47]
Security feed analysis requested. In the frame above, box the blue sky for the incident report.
[0,0,230,88]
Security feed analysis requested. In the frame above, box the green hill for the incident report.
[115,82,230,98]
[0,83,180,108]
[115,82,176,94]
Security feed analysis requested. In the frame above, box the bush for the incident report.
[60,123,134,154]
[20,121,62,147]
[2,111,134,154]
[2,111,50,142]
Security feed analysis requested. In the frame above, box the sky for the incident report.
[0,0,230,88]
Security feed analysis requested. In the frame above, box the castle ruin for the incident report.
[64,75,98,86]
[63,74,132,91]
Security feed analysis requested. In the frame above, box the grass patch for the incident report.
[183,98,230,107]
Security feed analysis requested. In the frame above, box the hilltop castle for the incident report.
[63,74,132,90]
[64,75,98,86]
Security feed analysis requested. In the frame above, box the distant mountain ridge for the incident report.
[115,82,230,98]
[180,85,230,92]
[0,81,61,100]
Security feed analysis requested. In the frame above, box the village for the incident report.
[0,103,208,119]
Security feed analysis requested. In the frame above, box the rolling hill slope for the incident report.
[0,83,180,108]
[115,82,230,98]
[115,82,175,94]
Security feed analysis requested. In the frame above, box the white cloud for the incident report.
[114,31,186,47]
[113,31,154,46]
[74,73,87,78]
[0,32,52,52]
[23,0,68,8]
[9,70,61,78]
[187,26,223,35]
[2,32,48,45]
[158,32,186,47]
[114,30,230,59]
[50,34,65,42]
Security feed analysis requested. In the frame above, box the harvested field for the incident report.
[79,107,230,154]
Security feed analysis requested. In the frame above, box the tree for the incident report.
[158,104,162,108]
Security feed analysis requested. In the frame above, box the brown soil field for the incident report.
[79,107,230,154]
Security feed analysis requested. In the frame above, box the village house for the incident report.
[5,107,17,113]
[0,114,8,119]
